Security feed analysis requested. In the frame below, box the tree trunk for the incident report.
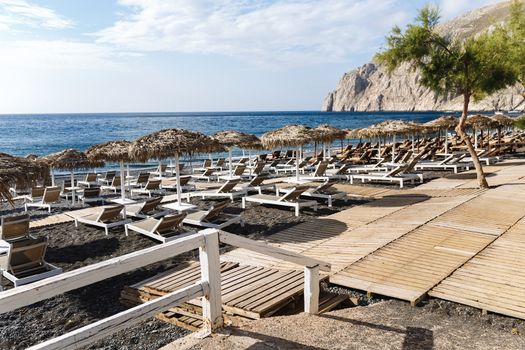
[455,94,489,189]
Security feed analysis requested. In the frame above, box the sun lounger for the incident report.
[234,174,275,194]
[1,214,32,243]
[217,164,246,181]
[300,161,329,181]
[74,205,131,235]
[101,175,123,194]
[78,173,98,188]
[242,186,318,216]
[21,186,45,203]
[415,153,470,173]
[129,172,150,188]
[78,187,104,205]
[277,180,347,207]
[183,200,242,229]
[130,179,164,197]
[191,168,216,182]
[125,213,188,243]
[60,179,78,201]
[150,163,167,177]
[24,186,64,213]
[192,159,213,173]
[161,175,196,192]
[97,171,116,185]
[0,237,62,287]
[350,151,427,188]
[191,178,244,201]
[124,196,169,218]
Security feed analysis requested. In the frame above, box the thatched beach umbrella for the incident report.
[312,124,346,159]
[44,149,104,205]
[261,124,314,182]
[466,115,496,149]
[86,140,133,203]
[365,120,423,161]
[490,114,514,146]
[212,130,262,178]
[0,154,49,205]
[424,116,457,154]
[129,128,224,206]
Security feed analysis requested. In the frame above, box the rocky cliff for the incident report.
[322,1,524,112]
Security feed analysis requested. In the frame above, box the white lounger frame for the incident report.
[74,217,132,235]
[242,196,318,216]
[277,188,347,207]
[183,213,243,229]
[2,263,63,287]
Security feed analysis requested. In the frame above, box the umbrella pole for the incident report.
[51,168,55,186]
[300,145,303,162]
[229,148,233,178]
[120,160,126,200]
[296,146,300,182]
[392,134,396,163]
[175,152,182,204]
[474,129,478,150]
[70,171,75,206]
[248,150,252,178]
[445,129,449,155]
[411,134,415,155]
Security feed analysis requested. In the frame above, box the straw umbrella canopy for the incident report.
[212,130,262,178]
[311,124,346,159]
[86,140,133,202]
[0,154,49,205]
[490,114,513,127]
[43,149,104,205]
[490,114,514,145]
[129,128,224,205]
[466,115,496,149]
[261,124,314,182]
[424,116,458,154]
[365,120,423,161]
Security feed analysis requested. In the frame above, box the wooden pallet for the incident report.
[121,260,339,331]
[430,217,525,320]
[123,290,348,331]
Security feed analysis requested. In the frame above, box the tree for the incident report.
[515,115,525,130]
[375,3,523,188]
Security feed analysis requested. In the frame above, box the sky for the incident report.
[0,0,503,113]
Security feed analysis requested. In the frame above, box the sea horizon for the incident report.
[2,110,464,159]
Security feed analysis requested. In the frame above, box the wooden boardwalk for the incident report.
[430,204,525,319]
[333,184,525,305]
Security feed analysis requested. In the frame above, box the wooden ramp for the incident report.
[121,261,343,330]
[429,214,525,320]
[222,194,428,268]
[223,192,477,276]
[332,184,525,305]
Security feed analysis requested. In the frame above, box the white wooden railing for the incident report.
[0,229,330,350]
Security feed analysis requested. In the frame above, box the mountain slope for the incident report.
[322,1,524,112]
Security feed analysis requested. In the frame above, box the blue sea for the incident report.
[1,111,454,169]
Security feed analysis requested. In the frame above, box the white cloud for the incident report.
[93,0,410,67]
[0,40,127,70]
[0,0,73,30]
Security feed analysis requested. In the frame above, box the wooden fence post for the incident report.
[199,229,223,333]
[304,265,319,314]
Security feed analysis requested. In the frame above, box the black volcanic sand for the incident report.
[2,162,521,349]
[0,193,362,350]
